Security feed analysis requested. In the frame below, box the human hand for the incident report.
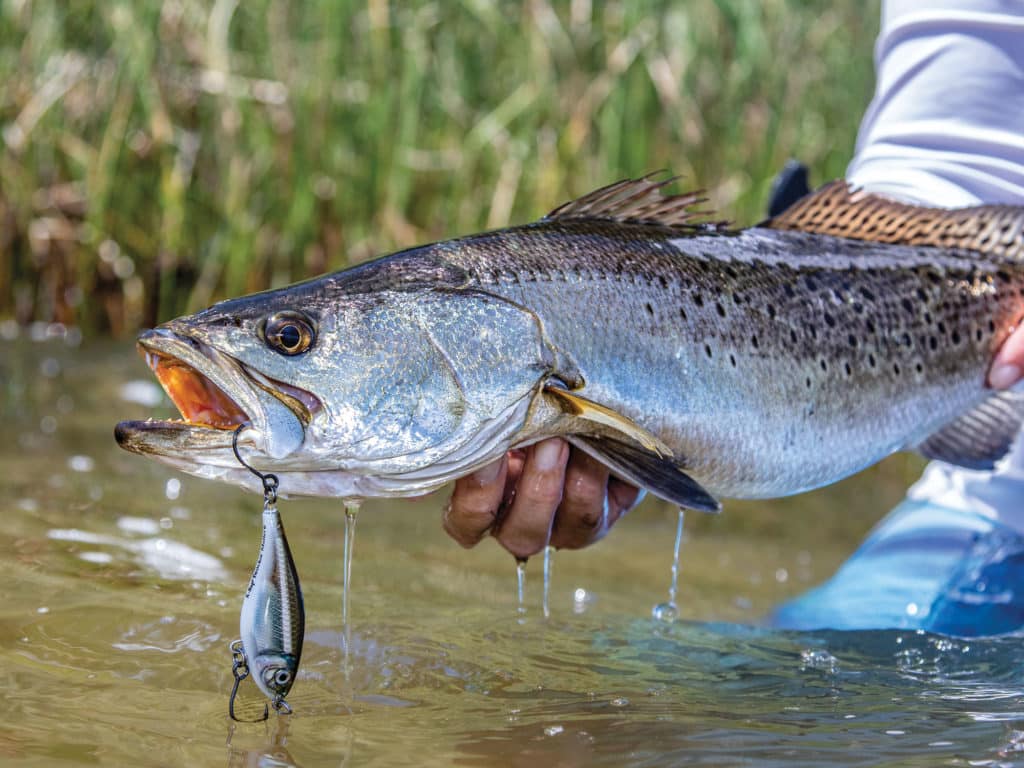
[443,439,642,559]
[990,324,1024,389]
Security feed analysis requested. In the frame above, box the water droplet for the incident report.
[40,416,57,434]
[544,725,564,737]
[159,517,173,530]
[610,697,629,707]
[652,602,678,622]
[165,478,180,500]
[905,601,919,616]
[516,558,527,617]
[39,358,60,378]
[800,649,839,673]
[775,568,789,583]
[542,545,554,619]
[342,499,360,665]
[68,455,94,473]
[37,606,49,614]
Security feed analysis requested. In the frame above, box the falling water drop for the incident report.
[542,545,554,619]
[516,557,527,618]
[342,500,360,659]
[652,508,685,622]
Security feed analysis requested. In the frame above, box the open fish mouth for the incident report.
[115,328,319,460]
[144,349,250,430]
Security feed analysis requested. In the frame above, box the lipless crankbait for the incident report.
[229,425,305,722]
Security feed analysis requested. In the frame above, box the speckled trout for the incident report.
[115,177,1024,511]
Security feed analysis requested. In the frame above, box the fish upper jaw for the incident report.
[116,326,311,463]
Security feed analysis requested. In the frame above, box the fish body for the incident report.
[240,497,303,704]
[115,178,1024,509]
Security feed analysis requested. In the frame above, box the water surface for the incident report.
[4,332,1023,766]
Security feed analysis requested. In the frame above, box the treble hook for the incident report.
[232,424,279,504]
[228,638,269,723]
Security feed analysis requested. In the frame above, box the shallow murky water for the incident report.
[5,331,1024,766]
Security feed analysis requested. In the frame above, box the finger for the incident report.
[444,456,508,548]
[608,477,642,517]
[493,438,568,559]
[549,450,611,550]
[990,323,1024,389]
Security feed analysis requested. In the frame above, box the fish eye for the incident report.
[275,670,292,685]
[264,312,315,356]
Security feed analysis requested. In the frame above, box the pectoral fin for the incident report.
[543,386,673,456]
[916,391,1024,470]
[568,435,721,512]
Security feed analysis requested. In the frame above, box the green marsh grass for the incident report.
[1,0,879,334]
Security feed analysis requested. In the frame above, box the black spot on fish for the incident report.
[852,301,864,314]
[819,359,827,372]
[729,353,736,367]
[824,312,835,328]
[704,344,713,359]
[916,288,928,302]
[976,328,984,342]
[848,334,858,348]
[805,376,812,389]
[784,284,796,299]
[844,362,852,376]
[868,353,876,368]
[860,287,876,301]
[937,321,947,335]
[679,307,687,321]
[645,302,654,317]
[915,362,924,374]
[694,292,704,308]
[790,329,798,344]
[901,297,914,313]
[866,320,876,334]
[767,304,776,319]
[751,334,759,349]
[893,362,901,375]
[901,333,912,347]
[952,329,961,344]
[929,336,938,351]
[989,319,997,334]
[716,302,726,318]
[658,275,668,289]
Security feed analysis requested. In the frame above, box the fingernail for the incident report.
[473,459,503,485]
[534,439,564,471]
[990,363,1021,390]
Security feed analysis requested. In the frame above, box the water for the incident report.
[5,335,1024,766]
[341,500,359,662]
[652,509,685,622]
[543,545,554,619]
[516,558,527,617]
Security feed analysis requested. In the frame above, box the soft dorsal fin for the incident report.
[545,174,726,230]
[765,180,1024,259]
[916,390,1024,470]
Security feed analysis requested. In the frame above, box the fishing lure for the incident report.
[229,425,305,722]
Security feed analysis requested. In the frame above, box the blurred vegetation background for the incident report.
[2,0,879,336]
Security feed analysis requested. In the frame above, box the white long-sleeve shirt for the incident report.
[845,0,1024,528]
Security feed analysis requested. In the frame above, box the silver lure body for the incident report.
[240,498,304,704]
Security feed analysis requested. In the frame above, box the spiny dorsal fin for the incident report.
[916,390,1024,470]
[545,174,727,230]
[765,180,1024,260]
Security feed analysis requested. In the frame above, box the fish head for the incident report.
[251,651,299,701]
[116,256,559,497]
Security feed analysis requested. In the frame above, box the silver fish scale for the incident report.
[439,220,1024,498]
